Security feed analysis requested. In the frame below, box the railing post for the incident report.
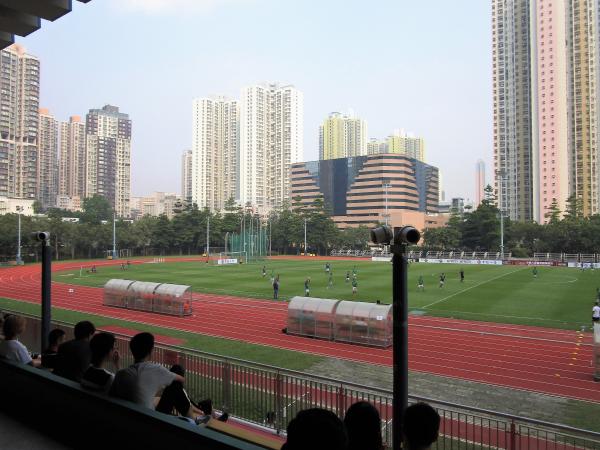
[337,384,346,418]
[509,420,517,450]
[275,371,283,434]
[222,361,232,414]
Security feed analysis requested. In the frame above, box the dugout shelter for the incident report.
[103,279,193,317]
[287,297,392,348]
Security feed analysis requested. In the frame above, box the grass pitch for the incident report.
[58,259,599,330]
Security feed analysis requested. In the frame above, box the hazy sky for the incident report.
[20,0,492,201]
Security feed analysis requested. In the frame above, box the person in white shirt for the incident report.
[593,301,600,323]
[110,332,183,409]
[0,315,40,367]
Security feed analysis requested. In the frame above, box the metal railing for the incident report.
[4,308,600,450]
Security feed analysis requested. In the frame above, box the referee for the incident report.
[593,301,600,323]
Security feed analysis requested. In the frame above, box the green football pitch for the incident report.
[56,259,600,330]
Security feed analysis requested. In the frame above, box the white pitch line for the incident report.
[422,267,527,309]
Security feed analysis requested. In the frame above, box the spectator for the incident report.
[402,403,440,450]
[0,315,40,366]
[110,332,184,409]
[53,320,96,382]
[156,364,227,423]
[282,408,347,450]
[81,332,120,393]
[344,401,383,450]
[41,328,66,370]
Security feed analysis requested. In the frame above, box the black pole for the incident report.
[41,237,52,352]
[391,229,408,450]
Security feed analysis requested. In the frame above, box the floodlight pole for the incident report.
[16,205,22,264]
[206,214,210,262]
[304,218,307,256]
[391,228,409,450]
[269,219,272,256]
[383,182,391,227]
[112,212,117,259]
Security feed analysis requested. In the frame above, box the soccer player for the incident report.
[273,276,280,300]
[439,273,445,288]
[328,271,334,289]
[304,278,311,296]
[270,269,275,284]
[345,271,350,283]
[593,301,600,324]
[352,277,358,296]
[262,266,267,278]
[418,275,424,291]
[325,262,330,274]
[460,269,464,283]
[352,266,357,277]
[533,267,538,278]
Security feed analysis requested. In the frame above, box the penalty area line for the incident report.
[421,267,527,309]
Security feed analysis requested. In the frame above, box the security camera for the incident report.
[370,225,421,245]
[33,231,50,241]
[398,226,421,245]
[370,226,394,245]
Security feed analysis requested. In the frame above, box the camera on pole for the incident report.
[371,224,420,450]
[370,225,421,247]
[33,231,52,353]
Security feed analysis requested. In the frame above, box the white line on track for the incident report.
[421,268,527,309]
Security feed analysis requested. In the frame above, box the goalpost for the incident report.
[215,251,247,265]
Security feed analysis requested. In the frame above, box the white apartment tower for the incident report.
[181,149,193,203]
[59,116,86,202]
[0,44,40,200]
[192,97,239,211]
[85,105,131,217]
[239,83,303,212]
[37,109,59,209]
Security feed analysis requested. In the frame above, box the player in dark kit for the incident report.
[460,269,465,283]
[262,266,266,278]
[439,273,446,288]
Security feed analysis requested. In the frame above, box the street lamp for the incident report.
[382,181,392,227]
[304,217,307,256]
[16,205,23,265]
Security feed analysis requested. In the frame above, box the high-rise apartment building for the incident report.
[387,131,425,161]
[191,97,238,210]
[85,105,131,217]
[475,159,486,207]
[0,44,40,199]
[367,138,388,155]
[493,0,600,222]
[239,83,303,212]
[367,131,425,162]
[38,109,59,209]
[58,116,86,202]
[181,149,193,203]
[319,112,367,160]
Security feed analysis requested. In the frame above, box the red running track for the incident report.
[0,258,597,403]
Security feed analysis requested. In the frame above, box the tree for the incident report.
[565,194,583,221]
[81,195,113,224]
[545,198,561,224]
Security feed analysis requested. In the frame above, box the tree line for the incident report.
[423,186,600,256]
[0,195,372,262]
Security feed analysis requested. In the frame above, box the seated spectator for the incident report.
[81,332,120,393]
[402,403,440,450]
[53,320,96,382]
[344,401,383,450]
[41,328,66,370]
[0,315,40,367]
[156,364,227,424]
[110,332,184,409]
[282,408,347,450]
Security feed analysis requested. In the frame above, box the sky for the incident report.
[19,0,492,201]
